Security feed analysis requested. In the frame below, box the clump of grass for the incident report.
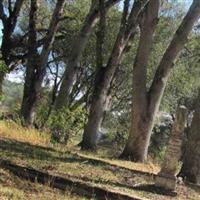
[0,121,51,146]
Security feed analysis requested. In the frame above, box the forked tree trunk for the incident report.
[179,92,200,184]
[81,0,150,151]
[121,0,200,162]
[55,0,121,110]
[21,0,65,126]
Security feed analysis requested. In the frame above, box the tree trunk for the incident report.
[81,0,149,151]
[121,0,200,162]
[80,0,107,150]
[120,0,159,162]
[21,0,65,126]
[21,63,45,126]
[54,0,122,110]
[21,0,38,126]
[0,71,5,96]
[120,109,156,162]
[179,92,200,184]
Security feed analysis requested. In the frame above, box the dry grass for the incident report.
[0,121,51,146]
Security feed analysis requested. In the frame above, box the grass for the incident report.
[0,168,86,200]
[0,120,200,200]
[0,120,51,146]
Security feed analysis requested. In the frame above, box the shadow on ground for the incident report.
[1,138,196,198]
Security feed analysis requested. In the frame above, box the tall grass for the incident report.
[0,121,51,146]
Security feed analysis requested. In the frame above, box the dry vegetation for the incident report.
[0,121,51,146]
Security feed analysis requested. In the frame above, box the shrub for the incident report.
[47,106,86,144]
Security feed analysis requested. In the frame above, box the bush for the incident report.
[47,106,86,144]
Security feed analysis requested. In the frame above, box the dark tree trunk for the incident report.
[21,62,45,125]
[21,0,41,126]
[21,0,65,126]
[81,0,149,151]
[121,0,200,162]
[179,92,200,184]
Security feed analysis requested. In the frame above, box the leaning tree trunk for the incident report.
[21,0,65,126]
[81,0,149,151]
[179,92,200,184]
[121,0,200,162]
[54,0,121,110]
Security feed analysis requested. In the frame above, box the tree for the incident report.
[81,0,150,151]
[120,0,200,162]
[54,0,121,110]
[0,0,25,95]
[21,0,66,126]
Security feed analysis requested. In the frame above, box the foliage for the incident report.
[47,106,86,144]
[0,60,8,73]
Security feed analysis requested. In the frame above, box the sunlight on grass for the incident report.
[0,121,51,146]
[71,149,160,175]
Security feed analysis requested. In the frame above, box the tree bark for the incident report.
[121,0,200,162]
[81,0,150,151]
[21,0,65,126]
[0,71,5,96]
[179,92,200,184]
[54,0,121,110]
[21,0,38,126]
[120,0,159,162]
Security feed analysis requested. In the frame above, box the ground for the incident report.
[0,121,200,200]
